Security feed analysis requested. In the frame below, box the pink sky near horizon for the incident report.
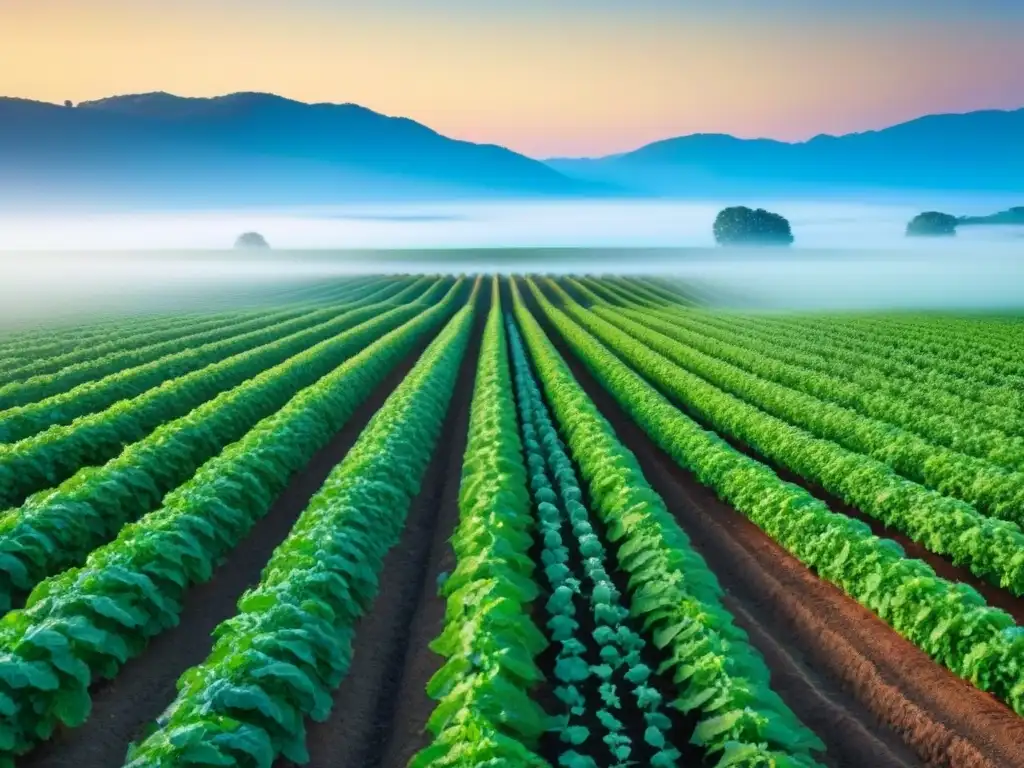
[2,1,1023,157]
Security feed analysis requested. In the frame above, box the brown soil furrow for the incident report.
[638,367,1024,625]
[20,339,432,768]
[594,308,1024,623]
[526,294,1024,768]
[280,295,484,768]
[765,460,1024,626]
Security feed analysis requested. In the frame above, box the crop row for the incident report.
[0,313,232,374]
[0,276,378,369]
[0,277,395,407]
[659,303,1024,432]
[0,279,468,765]
[122,281,478,767]
[513,280,826,766]
[509,316,684,768]
[734,312,1024,400]
[548,283,1024,596]
[609,278,678,307]
[0,279,413,445]
[585,301,1024,526]
[784,313,1024,376]
[413,279,550,767]
[0,279,442,510]
[0,311,267,392]
[623,299,1024,455]
[593,280,1024,485]
[0,281,452,613]
[524,279,1024,717]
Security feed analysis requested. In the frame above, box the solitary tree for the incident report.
[235,232,270,249]
[713,206,794,246]
[906,212,957,237]
[63,100,74,108]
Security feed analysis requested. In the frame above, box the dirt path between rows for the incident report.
[630,353,1024,625]
[21,338,435,768]
[277,290,485,768]
[527,291,1024,768]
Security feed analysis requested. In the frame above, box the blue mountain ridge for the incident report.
[547,108,1024,195]
[1,92,1021,206]
[0,92,602,206]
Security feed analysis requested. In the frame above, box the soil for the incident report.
[20,335,437,768]
[276,288,487,768]
[525,285,1024,768]
[20,282,1024,768]
[625,344,1024,625]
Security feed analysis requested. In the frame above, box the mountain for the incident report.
[4,93,1021,206]
[548,108,1024,196]
[0,92,594,207]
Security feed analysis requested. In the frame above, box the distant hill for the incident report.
[548,108,1024,195]
[4,93,1021,206]
[0,92,595,207]
[958,206,1024,226]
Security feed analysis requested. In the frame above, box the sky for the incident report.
[2,0,1024,157]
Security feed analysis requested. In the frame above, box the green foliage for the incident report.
[905,211,957,237]
[0,283,466,765]
[623,304,1024,478]
[511,280,824,767]
[644,304,1024,439]
[413,279,551,768]
[522,279,1024,718]
[712,207,793,247]
[509,318,682,767]
[0,278,409,444]
[0,282,444,613]
[0,274,397,405]
[0,281,444,510]
[577,301,1024,594]
[123,283,477,767]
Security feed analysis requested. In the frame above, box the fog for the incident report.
[1,199,1022,325]
[4,199,1023,251]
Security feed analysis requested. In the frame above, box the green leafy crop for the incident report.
[123,280,478,767]
[512,279,826,767]
[0,282,466,766]
[509,317,681,768]
[412,278,551,768]
[523,278,1024,719]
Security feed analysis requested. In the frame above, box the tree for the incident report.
[958,207,1024,226]
[235,232,270,249]
[63,100,74,108]
[905,211,957,237]
[713,206,794,246]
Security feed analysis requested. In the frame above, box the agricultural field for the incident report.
[0,272,1021,768]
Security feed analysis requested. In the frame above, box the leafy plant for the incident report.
[412,278,551,768]
[548,292,1024,594]
[0,281,467,765]
[521,279,1024,718]
[123,281,478,767]
[0,277,410,444]
[0,279,444,510]
[509,318,681,768]
[511,280,824,766]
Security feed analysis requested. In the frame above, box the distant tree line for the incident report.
[905,206,1024,238]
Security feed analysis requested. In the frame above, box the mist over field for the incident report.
[2,199,1022,324]
[3,199,1023,251]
